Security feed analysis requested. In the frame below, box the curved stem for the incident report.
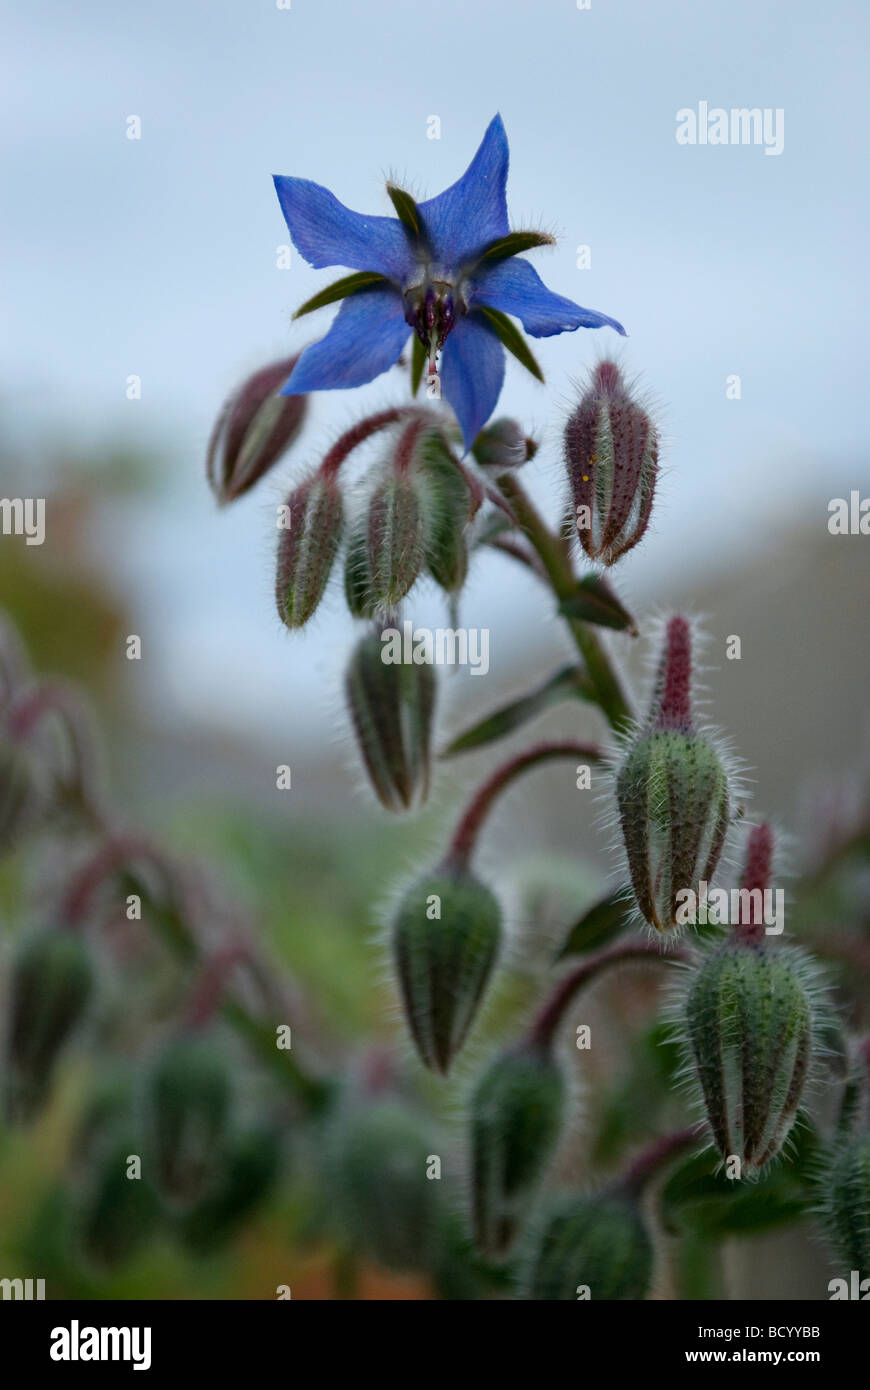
[443,739,603,872]
[496,473,633,731]
[527,939,689,1051]
[615,1127,699,1200]
[319,407,418,478]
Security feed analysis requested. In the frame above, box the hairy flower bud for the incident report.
[683,942,817,1176]
[365,472,426,611]
[207,355,307,503]
[821,1132,870,1275]
[472,418,535,472]
[415,430,473,594]
[345,624,435,811]
[77,1131,159,1270]
[565,360,658,565]
[392,867,502,1074]
[471,1042,565,1255]
[143,1034,232,1209]
[521,1192,653,1300]
[615,617,732,932]
[275,471,343,628]
[4,929,94,1121]
[327,1099,440,1271]
[178,1124,282,1254]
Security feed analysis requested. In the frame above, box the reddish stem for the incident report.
[184,941,251,1030]
[443,740,604,872]
[732,822,774,946]
[319,408,415,478]
[60,835,176,929]
[615,1127,699,1200]
[655,616,692,731]
[527,939,689,1052]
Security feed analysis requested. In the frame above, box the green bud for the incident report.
[365,472,426,611]
[327,1099,440,1271]
[471,1043,565,1255]
[820,1132,870,1276]
[345,624,435,811]
[415,430,471,594]
[683,943,817,1176]
[177,1124,282,1254]
[275,472,343,628]
[4,929,94,1122]
[392,868,502,1074]
[76,1133,159,1270]
[142,1034,232,1209]
[616,617,732,932]
[0,736,32,854]
[471,418,535,472]
[520,1193,653,1300]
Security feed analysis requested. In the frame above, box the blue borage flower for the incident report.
[273,115,625,450]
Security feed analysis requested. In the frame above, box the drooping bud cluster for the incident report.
[564,359,658,565]
[391,865,502,1074]
[345,623,435,811]
[520,1192,653,1300]
[345,420,476,615]
[615,616,733,932]
[470,1041,564,1255]
[4,928,94,1121]
[207,355,307,503]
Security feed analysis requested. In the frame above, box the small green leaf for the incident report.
[386,183,423,238]
[476,307,544,383]
[410,335,427,396]
[658,1146,814,1239]
[442,665,594,758]
[558,574,638,634]
[477,231,556,266]
[555,891,635,959]
[293,272,389,320]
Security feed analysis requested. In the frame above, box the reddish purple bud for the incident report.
[207,356,307,504]
[733,822,775,945]
[565,360,658,566]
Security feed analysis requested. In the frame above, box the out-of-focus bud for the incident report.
[0,734,33,854]
[821,1131,870,1275]
[615,617,733,932]
[565,359,658,566]
[472,418,536,472]
[207,355,307,503]
[142,1034,231,1209]
[76,1132,159,1270]
[178,1124,282,1254]
[327,1099,440,1272]
[4,928,94,1122]
[275,471,343,628]
[683,942,818,1176]
[520,1192,653,1301]
[345,624,435,811]
[391,866,502,1074]
[471,1041,565,1256]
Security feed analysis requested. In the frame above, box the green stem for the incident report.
[496,474,633,732]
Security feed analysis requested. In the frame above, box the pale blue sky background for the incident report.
[2,0,868,737]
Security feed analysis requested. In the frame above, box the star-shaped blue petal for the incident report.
[273,116,625,449]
